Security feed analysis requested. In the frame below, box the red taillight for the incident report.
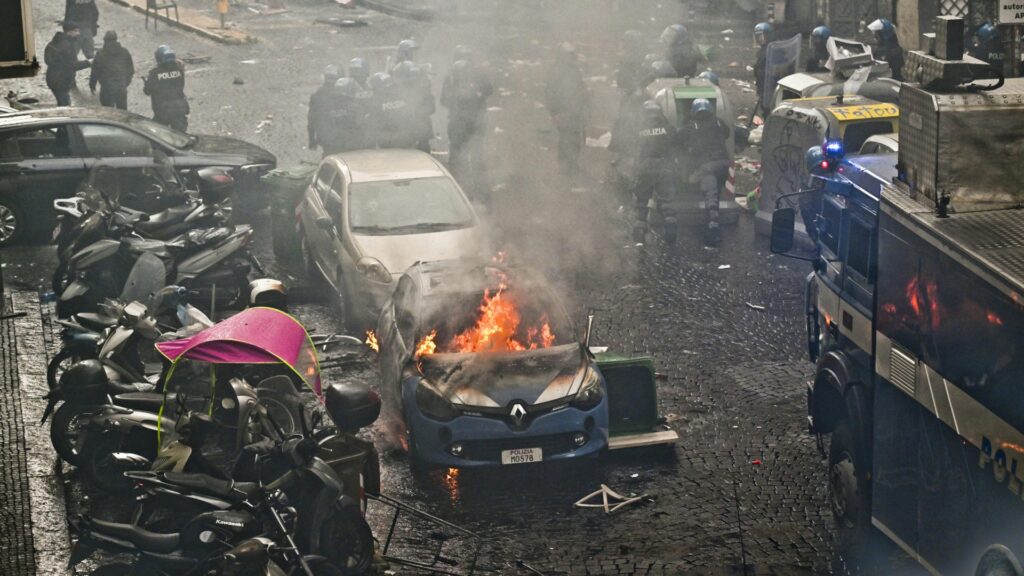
[820,160,830,170]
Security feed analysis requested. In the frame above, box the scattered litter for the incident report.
[240,59,258,65]
[585,132,612,148]
[745,302,765,311]
[255,117,273,133]
[654,372,669,380]
[486,106,503,112]
[333,0,356,6]
[586,75,608,83]
[181,54,211,65]
[751,459,763,466]
[533,101,545,109]
[720,29,734,35]
[630,473,639,479]
[589,346,609,354]
[717,264,731,270]
[733,79,752,89]
[732,425,739,429]
[494,126,505,133]
[233,77,245,85]
[574,484,649,514]
[728,61,739,68]
[745,65,754,72]
[315,16,369,28]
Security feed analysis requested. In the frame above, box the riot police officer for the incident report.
[682,99,730,246]
[392,61,434,152]
[321,78,368,155]
[660,24,702,78]
[391,39,419,72]
[371,72,412,149]
[143,45,189,132]
[308,65,340,153]
[806,26,831,72]
[441,58,492,178]
[632,99,680,245]
[349,57,371,90]
[868,19,904,81]
[544,42,589,178]
[969,22,1004,71]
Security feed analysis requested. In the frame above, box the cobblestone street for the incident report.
[0,0,929,574]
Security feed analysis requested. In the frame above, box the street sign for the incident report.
[1000,1,1024,24]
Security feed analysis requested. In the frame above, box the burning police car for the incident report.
[375,261,608,468]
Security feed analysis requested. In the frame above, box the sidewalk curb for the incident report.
[11,292,71,576]
[105,0,259,45]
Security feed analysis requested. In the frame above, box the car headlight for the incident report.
[357,257,392,284]
[415,381,459,422]
[571,365,605,410]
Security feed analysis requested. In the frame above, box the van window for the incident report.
[819,199,842,255]
[846,217,874,282]
[843,121,894,153]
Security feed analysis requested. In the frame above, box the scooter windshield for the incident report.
[120,252,167,306]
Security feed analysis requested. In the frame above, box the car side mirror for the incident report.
[733,124,750,151]
[770,208,796,254]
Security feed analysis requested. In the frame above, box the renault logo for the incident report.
[509,402,527,424]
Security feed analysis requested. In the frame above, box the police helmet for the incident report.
[805,146,825,172]
[397,39,419,61]
[248,278,287,311]
[103,30,118,43]
[154,45,172,64]
[391,60,420,79]
[642,99,662,114]
[660,23,689,47]
[867,19,895,40]
[811,25,832,48]
[697,70,720,86]
[348,57,370,82]
[690,98,714,121]
[334,77,359,97]
[454,44,474,63]
[649,60,678,79]
[976,22,998,43]
[369,72,393,91]
[754,22,773,45]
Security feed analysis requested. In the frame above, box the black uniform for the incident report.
[373,84,418,149]
[144,61,189,132]
[875,37,904,81]
[682,117,730,242]
[89,39,133,110]
[544,58,588,177]
[806,46,829,73]
[633,109,680,242]
[321,95,369,155]
[969,38,1005,71]
[64,0,98,58]
[753,44,767,100]
[616,52,646,97]
[44,32,91,106]
[440,68,492,176]
[666,42,701,78]
[307,81,335,152]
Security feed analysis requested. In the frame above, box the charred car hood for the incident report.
[418,344,585,408]
[187,134,276,165]
[354,227,484,277]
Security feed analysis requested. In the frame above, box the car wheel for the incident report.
[0,197,23,247]
[829,419,870,551]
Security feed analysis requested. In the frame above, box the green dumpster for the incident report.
[261,164,317,261]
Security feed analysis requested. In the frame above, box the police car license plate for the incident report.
[501,448,542,465]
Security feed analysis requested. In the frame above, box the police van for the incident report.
[770,30,1024,575]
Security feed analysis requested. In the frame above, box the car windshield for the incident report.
[125,115,193,148]
[348,177,475,235]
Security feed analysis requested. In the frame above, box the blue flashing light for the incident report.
[824,138,844,158]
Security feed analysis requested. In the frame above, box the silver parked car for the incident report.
[299,149,487,329]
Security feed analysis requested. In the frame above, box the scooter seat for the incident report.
[75,312,117,331]
[88,517,181,554]
[113,390,166,410]
[161,472,261,501]
[134,204,195,234]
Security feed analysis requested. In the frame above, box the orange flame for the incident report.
[365,330,379,352]
[415,330,438,358]
[448,279,555,353]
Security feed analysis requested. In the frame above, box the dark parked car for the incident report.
[0,107,276,246]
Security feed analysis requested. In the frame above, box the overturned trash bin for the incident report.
[261,164,317,261]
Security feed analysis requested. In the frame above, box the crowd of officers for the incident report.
[307,39,494,181]
[44,12,191,132]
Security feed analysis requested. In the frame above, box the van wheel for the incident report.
[829,419,870,551]
[976,547,1024,576]
[0,198,23,247]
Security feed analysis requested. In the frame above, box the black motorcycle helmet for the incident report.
[59,359,108,393]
